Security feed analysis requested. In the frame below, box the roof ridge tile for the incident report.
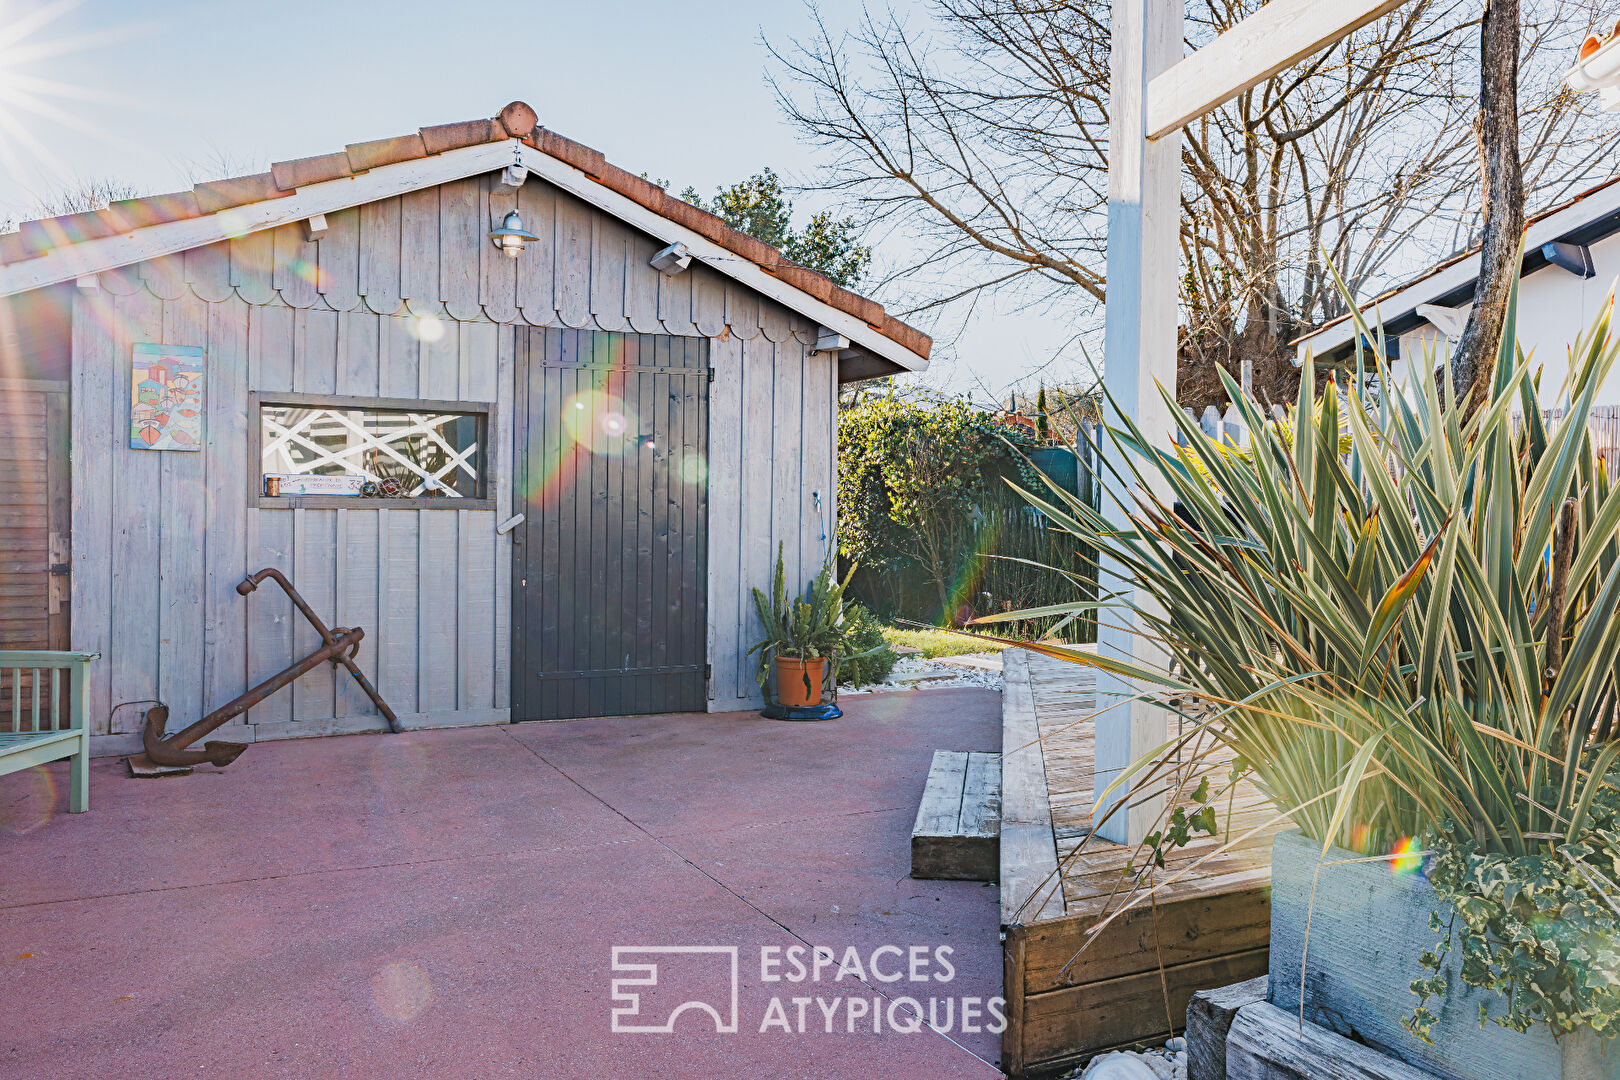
[345,133,427,173]
[270,150,354,192]
[420,118,506,156]
[193,173,288,214]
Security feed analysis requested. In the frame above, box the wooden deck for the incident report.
[1000,648,1285,1076]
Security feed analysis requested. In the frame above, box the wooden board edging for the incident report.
[1000,648,1065,926]
[1019,944,1271,1068]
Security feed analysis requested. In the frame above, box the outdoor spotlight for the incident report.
[488,210,540,259]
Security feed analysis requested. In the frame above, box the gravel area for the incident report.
[841,651,1004,694]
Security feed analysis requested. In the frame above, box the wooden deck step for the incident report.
[911,749,1001,881]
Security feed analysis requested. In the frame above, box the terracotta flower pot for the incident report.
[773,656,826,707]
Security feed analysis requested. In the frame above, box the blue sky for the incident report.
[0,0,1079,399]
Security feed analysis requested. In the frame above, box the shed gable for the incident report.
[93,174,825,348]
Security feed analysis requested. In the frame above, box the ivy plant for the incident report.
[1409,787,1620,1042]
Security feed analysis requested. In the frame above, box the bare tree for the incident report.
[33,176,145,218]
[770,0,1613,409]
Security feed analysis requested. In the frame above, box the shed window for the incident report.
[257,395,489,502]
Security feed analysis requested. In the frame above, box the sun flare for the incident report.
[0,0,144,213]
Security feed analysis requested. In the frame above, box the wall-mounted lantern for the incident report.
[488,210,541,259]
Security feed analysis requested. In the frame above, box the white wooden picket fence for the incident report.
[1175,402,1620,471]
[1174,403,1284,449]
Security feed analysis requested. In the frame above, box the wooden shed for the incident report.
[0,101,930,754]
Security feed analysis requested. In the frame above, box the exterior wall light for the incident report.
[489,210,540,259]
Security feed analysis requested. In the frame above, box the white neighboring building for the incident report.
[1293,177,1620,404]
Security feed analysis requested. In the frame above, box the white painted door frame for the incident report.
[1098,0,1414,842]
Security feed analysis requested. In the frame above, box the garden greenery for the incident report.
[986,279,1620,1039]
[839,393,1040,619]
[837,604,899,687]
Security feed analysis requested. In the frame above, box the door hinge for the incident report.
[707,367,715,383]
[705,663,712,684]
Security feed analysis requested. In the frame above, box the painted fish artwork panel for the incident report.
[130,343,204,451]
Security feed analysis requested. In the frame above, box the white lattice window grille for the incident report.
[259,401,486,499]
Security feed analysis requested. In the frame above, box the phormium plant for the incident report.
[982,277,1620,1039]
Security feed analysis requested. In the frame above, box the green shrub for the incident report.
[838,604,898,686]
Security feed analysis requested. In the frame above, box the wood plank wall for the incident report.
[68,174,833,751]
[707,334,837,711]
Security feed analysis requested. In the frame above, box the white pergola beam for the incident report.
[1096,0,1184,845]
[1145,0,1406,140]
[1103,0,1419,844]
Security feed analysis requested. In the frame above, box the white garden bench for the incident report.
[0,652,97,813]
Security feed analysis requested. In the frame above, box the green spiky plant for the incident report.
[981,276,1620,1038]
[749,543,862,700]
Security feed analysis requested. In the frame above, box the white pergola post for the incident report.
[1096,0,1183,845]
[1096,0,1408,844]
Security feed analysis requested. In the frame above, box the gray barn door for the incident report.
[511,329,709,720]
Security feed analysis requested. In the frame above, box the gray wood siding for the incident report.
[72,287,509,750]
[70,173,834,748]
[706,334,837,711]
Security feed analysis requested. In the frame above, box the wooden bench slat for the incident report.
[0,729,81,751]
[0,650,97,813]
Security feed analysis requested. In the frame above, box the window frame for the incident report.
[249,391,496,510]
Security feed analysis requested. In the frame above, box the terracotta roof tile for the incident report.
[0,98,932,361]
[194,173,287,214]
[420,118,505,156]
[107,190,202,228]
[772,261,835,305]
[270,151,354,192]
[18,209,123,254]
[657,194,781,268]
[345,133,427,173]
[878,317,932,358]
[0,232,29,265]
[826,280,884,326]
[497,100,539,142]
[593,161,673,215]
[537,128,605,178]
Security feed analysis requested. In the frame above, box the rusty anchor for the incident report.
[137,567,400,770]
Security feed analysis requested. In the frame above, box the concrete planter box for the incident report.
[1268,829,1618,1080]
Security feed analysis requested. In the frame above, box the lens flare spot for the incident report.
[0,766,56,836]
[409,315,446,343]
[679,451,709,485]
[563,391,637,456]
[371,962,433,1022]
[215,209,253,239]
[1390,836,1423,876]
